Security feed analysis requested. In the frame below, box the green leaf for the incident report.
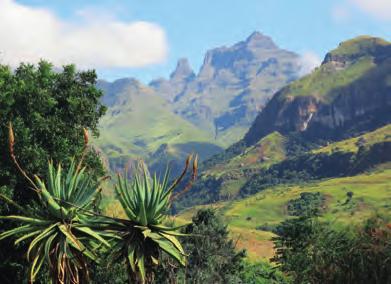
[73,226,110,247]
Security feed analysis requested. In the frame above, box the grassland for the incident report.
[176,164,391,261]
[329,36,390,57]
[279,36,391,103]
[314,124,391,154]
[204,132,286,177]
[283,57,375,102]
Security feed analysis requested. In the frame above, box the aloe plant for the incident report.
[106,157,197,283]
[1,123,196,283]
[0,159,110,283]
[0,125,109,283]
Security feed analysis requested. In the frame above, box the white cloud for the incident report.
[349,0,391,21]
[0,0,168,68]
[298,52,322,76]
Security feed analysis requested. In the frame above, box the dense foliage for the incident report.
[153,209,290,284]
[286,192,325,217]
[152,209,245,283]
[0,61,106,283]
[273,216,391,284]
[240,141,391,196]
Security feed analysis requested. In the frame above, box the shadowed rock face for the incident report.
[244,36,391,146]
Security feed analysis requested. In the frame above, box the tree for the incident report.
[169,209,246,283]
[239,261,291,284]
[0,61,106,283]
[272,215,391,284]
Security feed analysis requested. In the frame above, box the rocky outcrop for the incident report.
[149,58,195,102]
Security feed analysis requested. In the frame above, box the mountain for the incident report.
[97,32,303,172]
[149,58,195,102]
[174,36,391,211]
[155,32,301,143]
[245,36,391,145]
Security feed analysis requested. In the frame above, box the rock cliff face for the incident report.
[149,58,195,102]
[148,32,301,143]
[244,36,391,145]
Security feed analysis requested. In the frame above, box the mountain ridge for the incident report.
[97,31,304,173]
[173,35,391,211]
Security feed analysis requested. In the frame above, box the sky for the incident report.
[1,0,391,82]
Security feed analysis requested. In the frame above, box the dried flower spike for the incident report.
[8,122,15,156]
[83,128,89,146]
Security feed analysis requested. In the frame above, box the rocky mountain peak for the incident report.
[170,58,195,81]
[244,31,277,49]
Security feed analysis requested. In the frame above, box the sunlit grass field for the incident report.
[176,164,391,261]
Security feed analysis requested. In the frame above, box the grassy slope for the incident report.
[284,57,375,102]
[278,36,390,103]
[201,132,286,197]
[313,124,391,154]
[96,91,222,159]
[176,125,391,260]
[176,164,391,261]
[205,132,286,176]
[329,36,390,56]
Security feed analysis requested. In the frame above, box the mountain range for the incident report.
[96,32,304,172]
[175,35,391,211]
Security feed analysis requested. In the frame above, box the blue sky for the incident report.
[4,0,391,82]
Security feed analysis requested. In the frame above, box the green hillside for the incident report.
[284,56,375,102]
[175,121,391,222]
[97,95,219,157]
[95,86,223,172]
[204,131,286,177]
[244,35,391,146]
[282,36,390,103]
[314,124,391,154]
[328,36,390,57]
[177,164,391,260]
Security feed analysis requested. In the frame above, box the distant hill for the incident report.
[95,78,222,173]
[97,32,303,173]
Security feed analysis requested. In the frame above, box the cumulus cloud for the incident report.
[0,0,168,68]
[298,51,322,76]
[349,0,391,21]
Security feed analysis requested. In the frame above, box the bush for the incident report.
[272,215,391,284]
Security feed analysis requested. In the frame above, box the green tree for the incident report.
[155,209,246,283]
[272,216,391,284]
[0,61,106,283]
[240,261,291,284]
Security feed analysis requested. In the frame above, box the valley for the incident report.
[98,34,391,267]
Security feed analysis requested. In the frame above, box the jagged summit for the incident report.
[244,31,277,49]
[170,58,195,81]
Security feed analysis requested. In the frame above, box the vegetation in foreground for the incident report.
[1,122,197,283]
